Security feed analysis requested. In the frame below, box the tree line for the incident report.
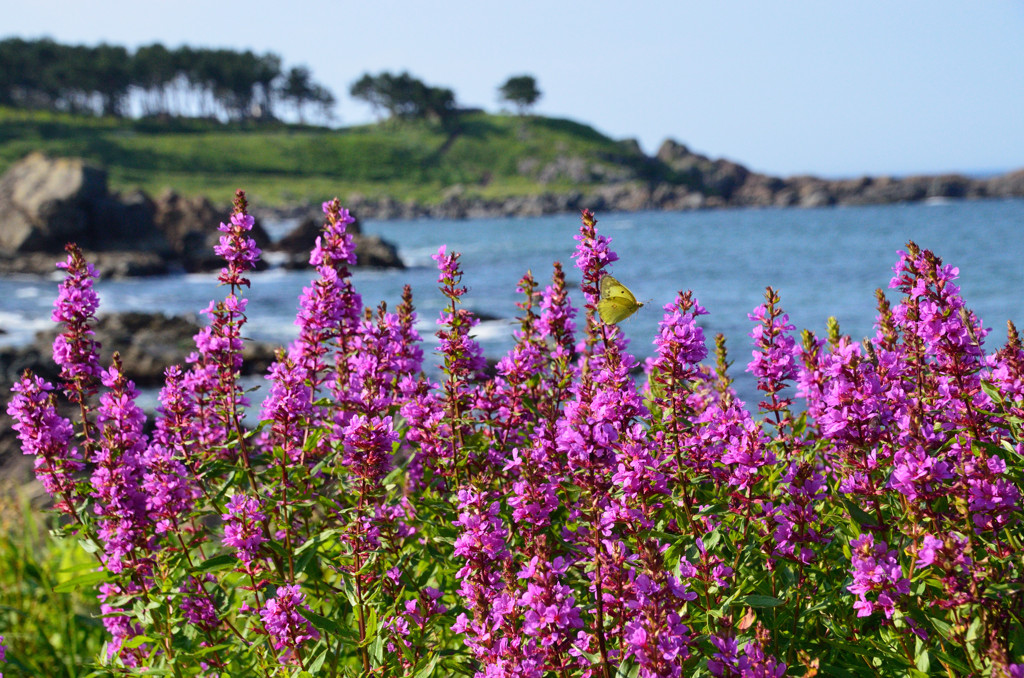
[0,37,543,128]
[0,37,336,124]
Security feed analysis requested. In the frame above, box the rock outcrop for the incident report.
[152,190,272,273]
[0,152,167,254]
[0,154,401,276]
[270,211,404,269]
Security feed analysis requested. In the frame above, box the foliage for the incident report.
[350,71,459,130]
[0,37,334,123]
[498,75,542,114]
[5,198,1024,677]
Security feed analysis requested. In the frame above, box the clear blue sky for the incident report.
[5,0,1023,177]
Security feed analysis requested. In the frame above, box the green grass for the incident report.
[0,108,665,207]
[0,492,106,677]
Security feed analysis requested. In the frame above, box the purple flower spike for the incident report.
[91,356,152,575]
[222,493,267,569]
[51,243,103,405]
[215,190,262,289]
[260,584,321,665]
[7,373,84,513]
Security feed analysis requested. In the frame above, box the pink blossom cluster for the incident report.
[6,201,1023,675]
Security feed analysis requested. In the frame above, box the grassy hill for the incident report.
[0,107,666,207]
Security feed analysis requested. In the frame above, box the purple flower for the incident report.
[708,634,786,678]
[847,533,910,619]
[649,292,709,376]
[260,584,321,664]
[341,414,397,481]
[287,201,363,396]
[91,357,152,574]
[451,489,515,667]
[259,354,315,464]
[517,556,583,652]
[620,567,697,677]
[51,244,102,405]
[719,417,776,490]
[222,493,266,568]
[141,442,198,534]
[7,373,83,513]
[768,461,830,564]
[310,199,358,268]
[535,262,578,349]
[180,575,220,631]
[214,191,262,288]
[746,290,798,431]
[571,209,618,305]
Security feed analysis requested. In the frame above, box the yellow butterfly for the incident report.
[597,274,644,324]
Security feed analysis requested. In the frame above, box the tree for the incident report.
[133,43,177,116]
[310,84,337,126]
[498,75,541,115]
[89,44,131,116]
[350,71,458,126]
[282,66,315,123]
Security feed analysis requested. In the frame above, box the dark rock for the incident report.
[355,235,404,268]
[985,169,1024,197]
[152,190,271,273]
[270,210,404,269]
[587,182,652,212]
[91,189,165,252]
[0,249,171,278]
[7,312,279,392]
[656,140,751,198]
[8,311,282,389]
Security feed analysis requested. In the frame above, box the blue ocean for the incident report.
[3,198,1023,403]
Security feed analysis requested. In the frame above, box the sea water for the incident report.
[3,198,1023,405]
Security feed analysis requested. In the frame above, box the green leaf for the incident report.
[295,546,319,576]
[307,648,328,674]
[78,538,101,554]
[914,648,930,673]
[981,380,1003,405]
[743,595,784,608]
[300,608,344,636]
[615,659,640,678]
[365,606,379,639]
[192,643,231,658]
[371,632,385,665]
[931,649,972,674]
[121,634,154,649]
[53,569,109,592]
[413,653,440,678]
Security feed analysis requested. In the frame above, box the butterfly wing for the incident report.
[598,297,640,324]
[600,275,637,304]
[597,275,642,324]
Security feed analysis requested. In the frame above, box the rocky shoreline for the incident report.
[260,139,1024,221]
[2,148,1023,277]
